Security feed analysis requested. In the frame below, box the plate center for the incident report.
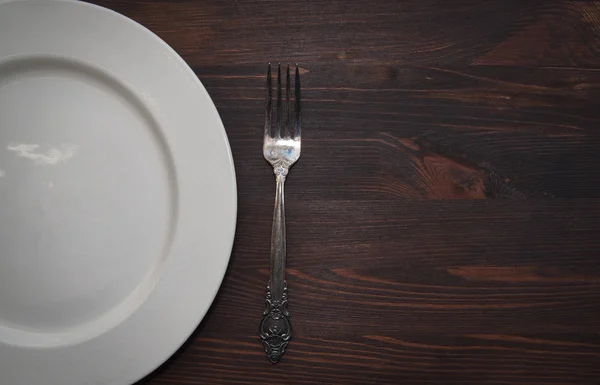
[0,56,175,346]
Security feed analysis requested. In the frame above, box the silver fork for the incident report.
[259,63,301,364]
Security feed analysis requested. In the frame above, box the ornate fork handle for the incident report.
[260,282,291,363]
[260,171,292,363]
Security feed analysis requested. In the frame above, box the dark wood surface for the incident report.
[87,0,600,383]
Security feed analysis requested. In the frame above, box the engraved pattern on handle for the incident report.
[260,281,292,363]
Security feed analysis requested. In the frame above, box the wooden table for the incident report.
[88,1,600,383]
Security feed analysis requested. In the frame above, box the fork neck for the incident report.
[270,168,287,301]
[274,166,289,177]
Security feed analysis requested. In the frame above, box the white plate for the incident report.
[0,0,237,384]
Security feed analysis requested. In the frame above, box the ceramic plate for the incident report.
[0,0,236,384]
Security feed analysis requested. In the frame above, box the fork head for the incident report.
[263,63,301,176]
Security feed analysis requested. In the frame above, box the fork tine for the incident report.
[275,63,282,138]
[294,64,301,139]
[285,64,291,138]
[264,63,272,138]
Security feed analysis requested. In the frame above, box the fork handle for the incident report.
[260,170,292,363]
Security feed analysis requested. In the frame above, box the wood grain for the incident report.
[85,0,600,383]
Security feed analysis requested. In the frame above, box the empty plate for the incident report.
[0,1,237,384]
